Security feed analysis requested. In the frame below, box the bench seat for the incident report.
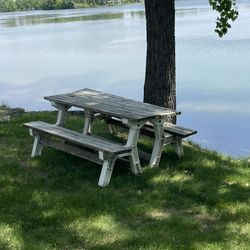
[143,122,197,138]
[24,121,133,187]
[104,117,197,157]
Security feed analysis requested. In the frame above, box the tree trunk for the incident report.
[144,0,176,113]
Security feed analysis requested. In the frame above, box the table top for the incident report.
[45,88,179,121]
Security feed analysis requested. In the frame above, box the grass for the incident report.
[0,111,249,250]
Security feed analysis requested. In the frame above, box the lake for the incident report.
[0,0,250,157]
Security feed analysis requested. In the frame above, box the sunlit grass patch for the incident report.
[68,214,131,248]
[0,223,24,250]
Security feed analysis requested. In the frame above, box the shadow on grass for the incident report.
[0,112,249,249]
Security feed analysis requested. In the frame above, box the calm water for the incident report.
[1,0,250,157]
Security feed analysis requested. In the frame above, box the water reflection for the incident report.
[0,2,212,29]
[0,2,250,157]
[176,8,208,18]
[0,9,145,28]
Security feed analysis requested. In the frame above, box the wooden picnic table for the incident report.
[45,88,179,170]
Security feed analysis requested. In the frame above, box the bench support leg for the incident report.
[129,146,141,175]
[83,110,94,135]
[173,139,184,157]
[149,119,165,168]
[56,109,67,126]
[123,120,145,175]
[98,159,115,187]
[127,128,141,175]
[52,102,70,127]
[31,135,43,158]
[108,124,117,134]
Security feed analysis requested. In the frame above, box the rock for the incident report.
[0,107,25,121]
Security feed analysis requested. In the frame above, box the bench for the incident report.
[23,121,137,187]
[144,122,197,157]
[103,117,197,157]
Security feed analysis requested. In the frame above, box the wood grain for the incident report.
[24,121,131,155]
[45,88,180,121]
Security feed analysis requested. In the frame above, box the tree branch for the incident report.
[209,0,239,37]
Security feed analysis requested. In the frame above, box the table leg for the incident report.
[56,109,67,126]
[108,124,117,134]
[98,158,116,187]
[83,109,94,135]
[51,102,70,127]
[149,119,165,168]
[30,132,43,157]
[123,119,145,175]
[173,139,184,157]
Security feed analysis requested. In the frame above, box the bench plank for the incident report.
[103,116,197,159]
[24,121,130,155]
[163,123,197,138]
[104,117,197,138]
[24,121,136,187]
[40,137,103,164]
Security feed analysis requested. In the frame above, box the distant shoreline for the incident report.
[0,0,143,13]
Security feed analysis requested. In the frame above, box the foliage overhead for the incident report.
[0,0,17,12]
[209,0,239,37]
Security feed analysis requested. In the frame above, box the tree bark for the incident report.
[144,0,176,113]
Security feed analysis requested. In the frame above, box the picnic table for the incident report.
[24,88,196,187]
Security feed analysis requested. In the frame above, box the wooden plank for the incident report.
[40,137,103,164]
[143,122,197,138]
[24,121,131,155]
[45,94,169,120]
[105,117,197,139]
[163,123,197,138]
[47,88,177,114]
[74,89,179,116]
[73,88,178,113]
[44,88,180,121]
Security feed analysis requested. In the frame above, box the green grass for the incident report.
[0,111,249,250]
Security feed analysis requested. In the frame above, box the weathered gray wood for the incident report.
[40,137,102,164]
[31,135,43,157]
[149,119,165,167]
[124,120,146,175]
[83,109,94,135]
[163,134,177,145]
[38,88,186,182]
[142,122,197,138]
[103,116,196,162]
[24,121,131,156]
[104,117,197,139]
[98,159,116,187]
[47,88,176,113]
[163,123,197,138]
[24,121,136,187]
[173,139,184,158]
[47,94,157,120]
[55,107,69,127]
[44,88,179,121]
[44,89,180,173]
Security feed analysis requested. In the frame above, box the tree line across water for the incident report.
[0,0,142,12]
